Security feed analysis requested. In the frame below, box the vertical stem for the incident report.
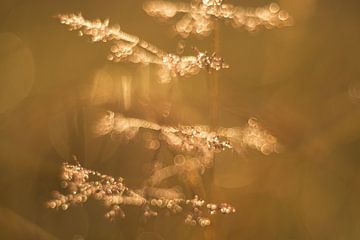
[67,105,85,164]
[210,21,220,128]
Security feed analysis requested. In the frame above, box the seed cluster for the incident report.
[47,163,235,226]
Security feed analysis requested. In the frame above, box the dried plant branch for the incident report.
[56,13,229,82]
[77,110,281,225]
[46,162,235,227]
[93,111,281,172]
[144,0,293,37]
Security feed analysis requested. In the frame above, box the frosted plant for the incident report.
[93,111,281,170]
[94,111,280,155]
[48,1,288,234]
[56,13,229,82]
[46,113,276,227]
[143,0,293,37]
[46,162,235,227]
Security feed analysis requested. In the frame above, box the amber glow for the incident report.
[1,0,358,239]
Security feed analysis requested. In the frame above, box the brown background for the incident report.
[0,0,360,239]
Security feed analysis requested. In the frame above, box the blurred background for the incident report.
[0,0,360,239]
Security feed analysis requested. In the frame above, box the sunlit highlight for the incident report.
[143,0,293,37]
[93,111,281,169]
[56,13,229,82]
[47,162,235,227]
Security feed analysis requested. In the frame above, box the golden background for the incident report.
[0,0,360,239]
